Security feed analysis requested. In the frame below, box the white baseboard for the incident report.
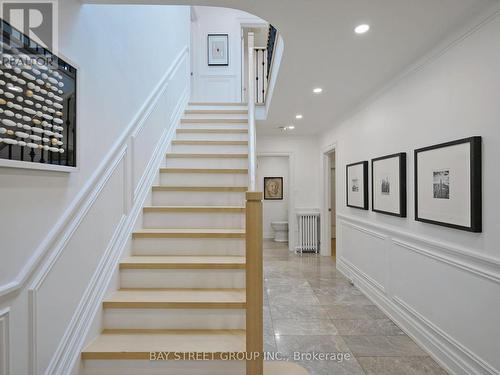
[337,256,497,375]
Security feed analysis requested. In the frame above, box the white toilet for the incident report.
[271,221,289,242]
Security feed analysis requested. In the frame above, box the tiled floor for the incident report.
[263,240,447,375]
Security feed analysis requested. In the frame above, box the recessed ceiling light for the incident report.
[354,24,370,34]
[287,125,295,130]
[295,114,303,119]
[313,88,323,94]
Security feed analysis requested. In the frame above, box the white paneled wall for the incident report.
[321,13,500,375]
[0,4,191,375]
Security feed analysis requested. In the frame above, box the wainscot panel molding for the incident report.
[194,74,239,103]
[339,220,388,293]
[337,213,500,282]
[338,257,497,375]
[44,88,188,375]
[0,308,9,375]
[0,46,189,375]
[0,46,189,301]
[337,214,500,375]
[393,297,498,375]
[338,256,386,294]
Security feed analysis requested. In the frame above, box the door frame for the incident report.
[321,143,337,256]
[257,152,295,252]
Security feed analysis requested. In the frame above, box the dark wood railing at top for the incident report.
[266,25,277,79]
[254,25,278,105]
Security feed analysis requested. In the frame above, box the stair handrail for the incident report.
[245,31,264,375]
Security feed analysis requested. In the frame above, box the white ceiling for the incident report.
[85,0,499,135]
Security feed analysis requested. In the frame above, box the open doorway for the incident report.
[321,145,337,257]
[257,154,290,247]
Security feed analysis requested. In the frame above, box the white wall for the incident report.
[320,12,500,375]
[190,6,266,103]
[0,3,191,374]
[257,135,321,249]
[257,156,289,239]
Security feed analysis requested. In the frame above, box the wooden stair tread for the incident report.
[120,255,246,269]
[143,206,245,213]
[166,153,248,158]
[152,186,247,192]
[132,228,245,239]
[160,168,248,174]
[188,102,247,106]
[177,128,248,133]
[184,109,248,114]
[82,330,246,360]
[181,118,248,124]
[103,289,246,308]
[172,140,248,145]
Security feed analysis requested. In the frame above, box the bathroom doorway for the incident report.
[257,154,292,250]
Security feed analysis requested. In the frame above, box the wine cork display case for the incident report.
[0,19,77,168]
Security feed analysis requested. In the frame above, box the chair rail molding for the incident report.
[337,214,500,282]
[0,46,189,301]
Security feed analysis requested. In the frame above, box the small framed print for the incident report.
[415,136,482,232]
[207,34,229,66]
[346,161,369,210]
[264,177,283,200]
[371,153,407,217]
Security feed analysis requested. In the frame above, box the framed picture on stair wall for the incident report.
[371,153,407,217]
[207,34,229,66]
[346,161,368,210]
[414,136,482,232]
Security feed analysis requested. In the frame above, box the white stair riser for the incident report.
[143,211,244,229]
[83,360,245,375]
[170,144,248,153]
[183,113,247,120]
[133,238,244,256]
[120,269,245,289]
[187,105,247,111]
[152,191,246,206]
[175,132,248,141]
[165,157,248,169]
[104,308,245,330]
[160,172,247,186]
[180,123,248,130]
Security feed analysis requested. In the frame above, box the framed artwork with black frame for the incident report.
[414,136,482,232]
[264,177,283,200]
[207,34,229,66]
[371,153,407,217]
[346,161,369,210]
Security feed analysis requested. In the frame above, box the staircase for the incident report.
[81,103,252,374]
